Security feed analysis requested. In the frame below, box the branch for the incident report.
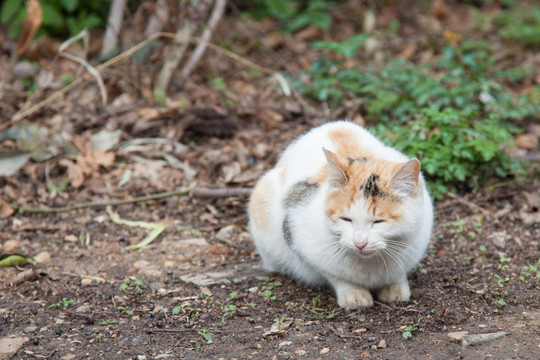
[100,0,126,58]
[11,186,252,214]
[177,0,227,84]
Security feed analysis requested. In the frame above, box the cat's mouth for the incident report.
[355,249,377,259]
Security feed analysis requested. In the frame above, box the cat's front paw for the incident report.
[336,287,374,309]
[377,282,410,303]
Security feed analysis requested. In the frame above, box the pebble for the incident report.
[34,251,51,264]
[278,341,292,347]
[295,350,307,356]
[462,332,508,348]
[447,331,469,342]
[13,62,37,78]
[320,347,330,354]
[55,328,63,335]
[377,339,387,349]
[359,351,371,358]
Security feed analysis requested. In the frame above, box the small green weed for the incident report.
[445,220,465,234]
[119,279,144,292]
[519,260,540,281]
[116,306,134,316]
[50,298,75,308]
[398,317,422,339]
[199,330,213,344]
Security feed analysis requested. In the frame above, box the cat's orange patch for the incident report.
[325,160,404,222]
[308,164,329,185]
[328,127,374,159]
[248,175,274,232]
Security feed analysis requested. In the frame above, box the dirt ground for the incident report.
[1,1,540,359]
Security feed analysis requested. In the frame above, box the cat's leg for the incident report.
[331,279,374,309]
[377,281,411,303]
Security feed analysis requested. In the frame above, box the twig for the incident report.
[154,1,202,93]
[374,301,421,312]
[12,187,190,213]
[59,29,107,106]
[440,193,493,218]
[11,186,252,213]
[177,0,227,84]
[100,0,126,58]
[191,187,252,198]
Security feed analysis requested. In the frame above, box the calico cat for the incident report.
[248,121,433,309]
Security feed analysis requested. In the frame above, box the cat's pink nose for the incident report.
[355,242,367,251]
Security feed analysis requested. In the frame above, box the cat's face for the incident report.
[321,149,422,259]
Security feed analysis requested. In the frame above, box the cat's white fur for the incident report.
[249,121,433,309]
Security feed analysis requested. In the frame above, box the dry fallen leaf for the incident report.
[0,197,14,218]
[16,0,43,54]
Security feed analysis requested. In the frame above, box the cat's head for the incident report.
[321,148,424,258]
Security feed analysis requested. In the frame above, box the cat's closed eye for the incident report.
[340,217,353,222]
[373,219,385,224]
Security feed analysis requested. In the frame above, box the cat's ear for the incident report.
[323,148,348,187]
[389,159,420,196]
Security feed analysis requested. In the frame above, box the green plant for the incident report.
[199,330,213,344]
[249,0,335,33]
[398,317,422,339]
[374,107,521,198]
[50,298,75,308]
[497,5,540,47]
[119,279,144,292]
[0,0,111,38]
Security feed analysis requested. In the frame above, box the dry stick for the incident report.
[177,0,227,84]
[12,186,251,214]
[100,0,126,58]
[7,30,313,130]
[191,187,252,198]
[154,5,199,93]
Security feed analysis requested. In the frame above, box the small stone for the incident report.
[55,328,63,335]
[278,341,292,347]
[64,235,78,242]
[359,351,371,358]
[320,347,330,354]
[133,260,150,270]
[215,225,242,244]
[295,350,307,356]
[13,62,37,78]
[462,332,508,348]
[377,339,387,349]
[81,276,105,286]
[367,337,375,342]
[353,328,368,334]
[24,326,37,333]
[34,251,51,264]
[61,354,76,360]
[447,331,469,342]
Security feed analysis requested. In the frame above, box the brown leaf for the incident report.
[16,0,43,55]
[60,159,85,189]
[0,197,14,218]
[12,268,38,286]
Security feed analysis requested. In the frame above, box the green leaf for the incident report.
[60,0,80,13]
[0,254,35,267]
[199,330,213,344]
[0,0,23,24]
